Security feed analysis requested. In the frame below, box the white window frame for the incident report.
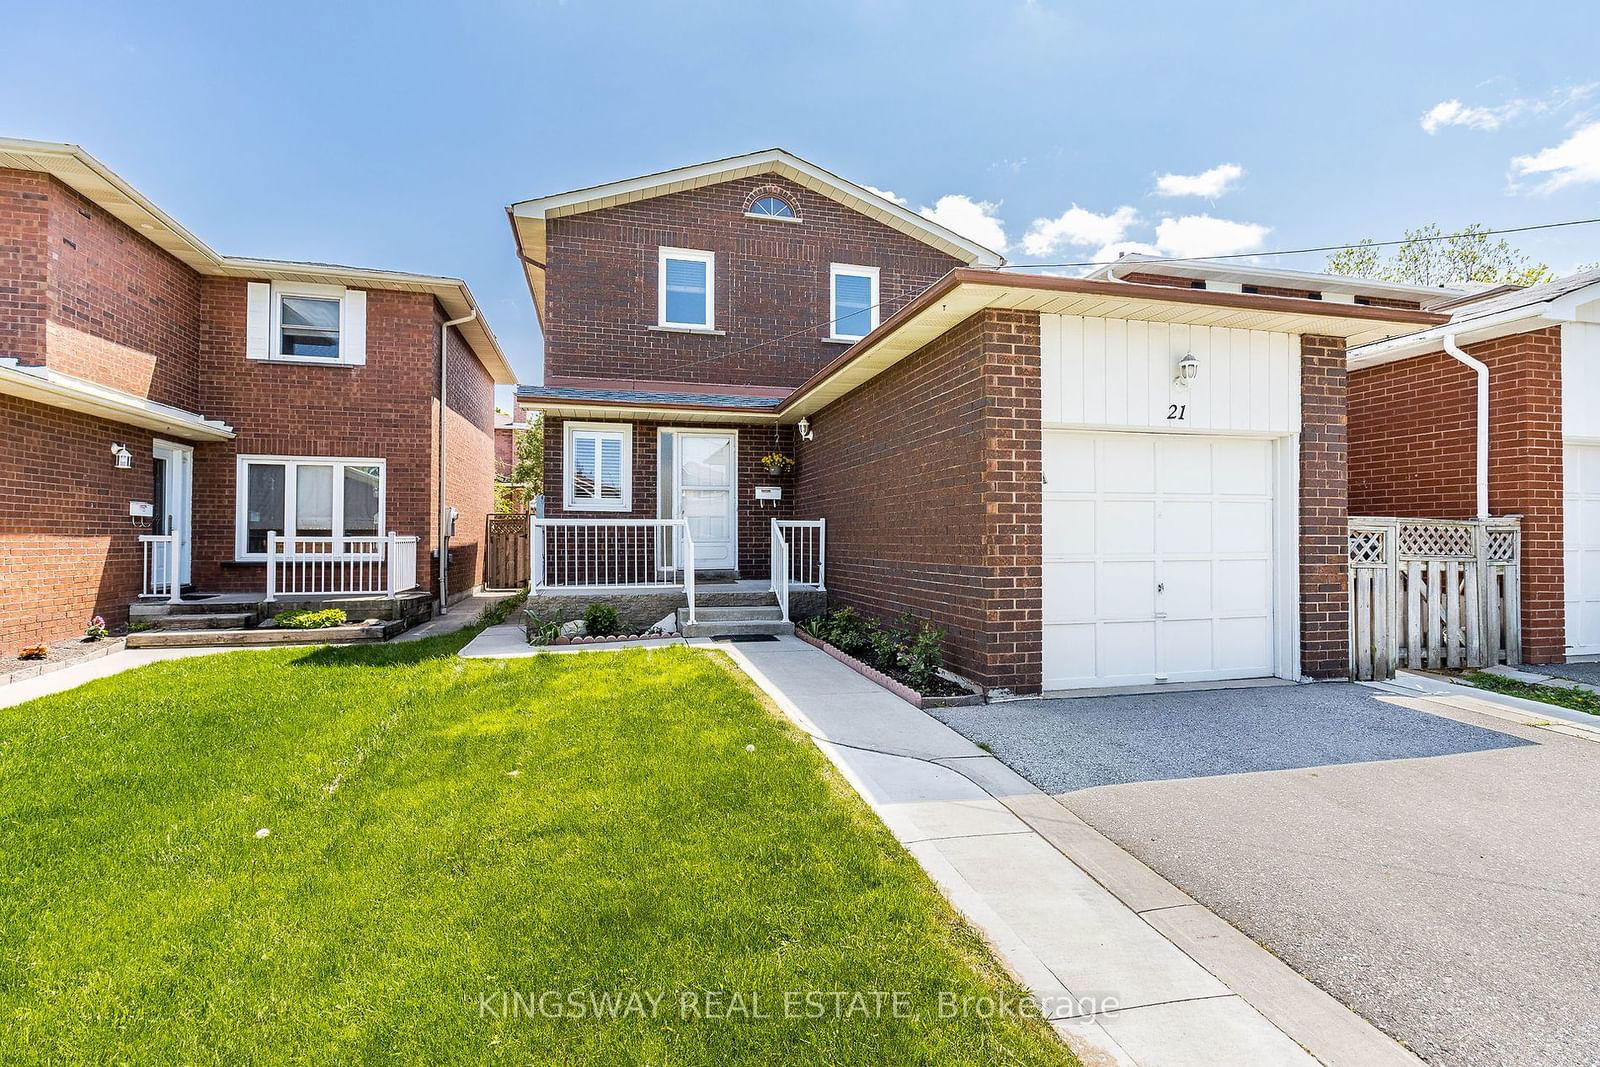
[563,422,633,513]
[657,247,716,331]
[271,281,352,365]
[829,263,880,341]
[234,455,387,560]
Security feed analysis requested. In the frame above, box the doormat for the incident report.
[711,634,780,642]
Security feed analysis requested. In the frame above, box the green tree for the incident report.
[494,412,544,514]
[1327,224,1555,288]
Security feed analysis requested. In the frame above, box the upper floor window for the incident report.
[747,195,796,219]
[245,281,368,366]
[658,248,715,331]
[829,263,880,341]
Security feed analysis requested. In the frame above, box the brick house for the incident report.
[0,139,514,651]
[511,151,1445,693]
[1346,271,1600,664]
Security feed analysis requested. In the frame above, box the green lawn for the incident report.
[1466,670,1600,716]
[0,629,1076,1065]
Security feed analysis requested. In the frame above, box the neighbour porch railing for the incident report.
[1348,516,1522,681]
[139,533,182,604]
[530,517,697,624]
[264,531,421,602]
[772,519,826,591]
[771,520,791,622]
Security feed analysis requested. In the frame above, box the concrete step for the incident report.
[130,598,256,619]
[147,612,256,631]
[126,619,402,649]
[680,618,794,639]
[691,605,784,622]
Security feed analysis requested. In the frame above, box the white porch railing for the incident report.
[1349,516,1522,681]
[771,520,791,622]
[530,518,697,623]
[772,519,826,591]
[139,533,182,604]
[264,531,421,601]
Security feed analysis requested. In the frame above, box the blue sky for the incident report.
[6,1,1600,399]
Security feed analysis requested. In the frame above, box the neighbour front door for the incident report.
[673,430,738,571]
[152,441,194,587]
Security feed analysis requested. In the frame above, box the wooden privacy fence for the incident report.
[1348,516,1521,681]
[485,514,531,590]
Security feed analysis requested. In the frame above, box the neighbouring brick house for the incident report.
[511,151,1446,693]
[0,139,514,651]
[1346,271,1600,663]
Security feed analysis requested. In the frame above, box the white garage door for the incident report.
[1043,431,1276,690]
[1564,443,1600,657]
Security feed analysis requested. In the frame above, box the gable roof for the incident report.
[1349,269,1600,370]
[507,148,1006,326]
[0,138,516,384]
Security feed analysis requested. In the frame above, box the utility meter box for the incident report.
[755,486,782,501]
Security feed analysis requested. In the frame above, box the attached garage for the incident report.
[1043,431,1290,690]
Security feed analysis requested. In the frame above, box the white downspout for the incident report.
[437,309,478,615]
[1442,333,1490,518]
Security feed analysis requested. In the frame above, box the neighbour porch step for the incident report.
[691,604,784,622]
[145,612,256,631]
[676,603,793,639]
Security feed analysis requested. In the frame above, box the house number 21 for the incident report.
[1166,403,1187,421]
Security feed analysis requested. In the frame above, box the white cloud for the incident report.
[1151,215,1270,259]
[1422,83,1598,133]
[1511,121,1600,193]
[1154,163,1244,198]
[1021,205,1139,256]
[866,185,1007,251]
[918,194,1008,253]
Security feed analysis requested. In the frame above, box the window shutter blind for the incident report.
[246,282,272,359]
[341,289,367,365]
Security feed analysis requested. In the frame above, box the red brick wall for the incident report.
[1300,334,1350,679]
[543,174,963,388]
[443,322,494,597]
[1349,328,1564,661]
[542,416,796,579]
[495,427,515,479]
[0,393,154,649]
[44,177,202,409]
[191,281,456,598]
[793,308,1043,693]
[0,169,50,365]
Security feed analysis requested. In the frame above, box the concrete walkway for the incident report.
[697,635,1418,1067]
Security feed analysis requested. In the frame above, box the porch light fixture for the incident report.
[111,443,133,469]
[1174,353,1200,391]
[796,417,815,442]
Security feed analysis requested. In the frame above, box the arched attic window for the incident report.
[748,195,797,219]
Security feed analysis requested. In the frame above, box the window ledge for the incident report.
[743,212,802,224]
[222,558,267,568]
[823,336,863,346]
[648,325,725,337]
[248,354,364,368]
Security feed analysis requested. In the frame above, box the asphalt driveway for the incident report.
[933,683,1600,1067]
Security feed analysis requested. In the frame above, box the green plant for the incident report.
[273,608,347,630]
[125,621,154,634]
[759,452,795,475]
[526,610,560,646]
[897,618,946,692]
[583,603,621,637]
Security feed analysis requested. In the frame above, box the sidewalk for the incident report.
[701,635,1419,1067]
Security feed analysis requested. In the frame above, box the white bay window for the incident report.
[236,456,385,558]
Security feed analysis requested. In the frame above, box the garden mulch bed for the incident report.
[794,629,983,709]
[5,636,128,686]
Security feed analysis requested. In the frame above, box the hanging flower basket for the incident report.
[760,453,795,476]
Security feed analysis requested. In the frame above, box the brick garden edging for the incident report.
[793,628,983,709]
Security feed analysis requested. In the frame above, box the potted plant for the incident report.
[760,452,795,476]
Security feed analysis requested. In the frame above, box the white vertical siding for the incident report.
[1039,313,1302,435]
[1563,321,1600,439]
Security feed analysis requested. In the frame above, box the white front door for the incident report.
[674,430,738,571]
[1564,442,1600,656]
[1043,431,1276,690]
[152,441,194,586]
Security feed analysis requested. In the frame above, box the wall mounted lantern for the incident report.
[111,443,133,469]
[796,417,815,442]
[1174,353,1200,391]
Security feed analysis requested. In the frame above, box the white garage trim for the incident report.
[1041,427,1300,692]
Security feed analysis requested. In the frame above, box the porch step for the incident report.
[130,597,256,619]
[677,602,793,639]
[691,605,784,622]
[126,619,403,649]
[145,612,256,631]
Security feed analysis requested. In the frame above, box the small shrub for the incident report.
[583,603,621,637]
[274,608,347,630]
[85,615,110,641]
[126,621,154,634]
[898,619,946,692]
[19,644,48,661]
[802,607,949,695]
[526,611,560,646]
